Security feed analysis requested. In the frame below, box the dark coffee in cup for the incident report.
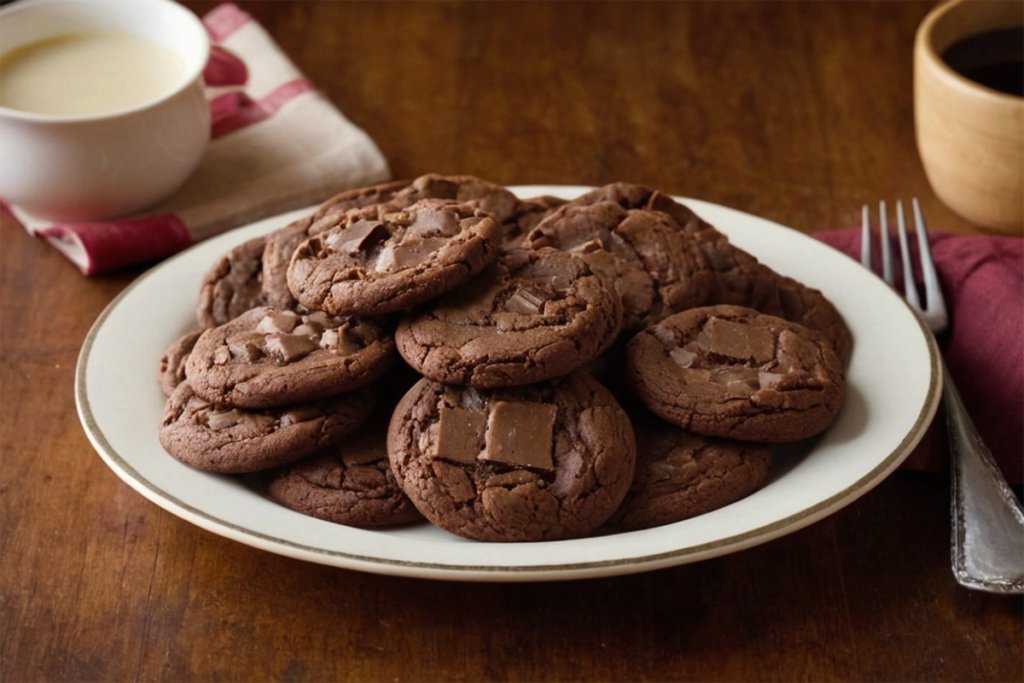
[942,26,1024,97]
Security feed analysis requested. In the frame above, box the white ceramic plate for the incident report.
[76,186,942,582]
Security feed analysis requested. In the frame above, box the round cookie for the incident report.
[387,372,636,542]
[158,328,203,397]
[694,231,785,316]
[383,173,522,225]
[395,248,622,388]
[625,305,845,442]
[261,215,315,311]
[774,274,853,368]
[525,200,714,331]
[265,404,423,528]
[196,234,269,328]
[554,181,717,236]
[186,306,395,409]
[553,182,788,317]
[500,194,568,252]
[287,199,502,316]
[606,415,771,530]
[159,380,374,474]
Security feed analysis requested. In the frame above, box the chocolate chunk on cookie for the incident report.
[625,305,845,442]
[387,373,636,542]
[196,235,269,328]
[159,380,374,474]
[287,199,502,316]
[525,201,714,331]
[158,328,203,397]
[396,248,622,388]
[265,401,423,527]
[606,415,771,530]
[186,306,395,409]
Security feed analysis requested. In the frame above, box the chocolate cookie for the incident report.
[383,173,522,225]
[695,231,785,316]
[606,415,771,530]
[625,305,845,442]
[265,403,423,528]
[396,248,622,388]
[551,182,787,318]
[158,328,203,397]
[287,199,502,316]
[500,195,568,252]
[555,181,717,236]
[525,201,715,331]
[196,234,269,328]
[186,306,395,409]
[159,380,374,474]
[775,275,853,367]
[261,215,314,312]
[387,373,636,542]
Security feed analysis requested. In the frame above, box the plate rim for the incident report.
[75,187,943,581]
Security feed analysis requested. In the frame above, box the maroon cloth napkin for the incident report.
[814,230,1023,484]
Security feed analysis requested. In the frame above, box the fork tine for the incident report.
[912,198,949,328]
[896,200,922,311]
[860,205,872,269]
[879,201,894,284]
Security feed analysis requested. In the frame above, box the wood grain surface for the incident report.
[1,2,1021,682]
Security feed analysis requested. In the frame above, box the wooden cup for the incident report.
[914,0,1024,235]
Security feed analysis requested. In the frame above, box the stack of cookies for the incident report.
[157,174,851,541]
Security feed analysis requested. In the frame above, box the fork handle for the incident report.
[945,358,1024,594]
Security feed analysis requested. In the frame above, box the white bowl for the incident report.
[0,0,211,222]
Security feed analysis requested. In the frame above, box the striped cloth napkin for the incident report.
[5,3,391,275]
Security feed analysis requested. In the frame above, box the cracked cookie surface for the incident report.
[395,248,622,388]
[625,305,845,442]
[525,200,714,332]
[159,380,374,473]
[606,414,771,530]
[265,397,423,528]
[287,199,502,316]
[387,373,636,542]
[185,306,395,409]
[196,234,270,328]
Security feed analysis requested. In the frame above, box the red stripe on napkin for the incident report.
[203,3,252,43]
[37,215,193,276]
[210,79,316,139]
[203,45,249,87]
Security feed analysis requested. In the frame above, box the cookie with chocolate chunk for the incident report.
[158,328,203,397]
[196,234,270,328]
[387,372,636,542]
[186,306,395,409]
[395,248,621,388]
[525,201,714,331]
[287,199,502,316]
[625,305,845,442]
[606,415,771,530]
[159,380,374,474]
[265,397,423,528]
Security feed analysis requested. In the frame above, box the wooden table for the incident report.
[2,2,1021,681]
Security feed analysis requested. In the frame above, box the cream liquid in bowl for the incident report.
[0,31,184,116]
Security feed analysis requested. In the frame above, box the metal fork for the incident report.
[862,199,1024,594]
